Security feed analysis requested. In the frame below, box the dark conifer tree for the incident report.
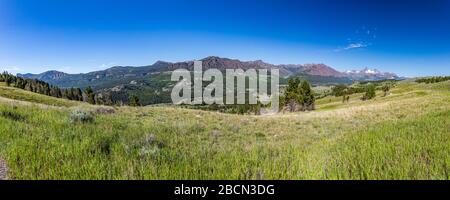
[85,86,96,104]
[298,80,315,111]
[130,95,140,107]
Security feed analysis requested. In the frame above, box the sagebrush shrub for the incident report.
[70,108,94,123]
[125,133,165,159]
[95,107,115,114]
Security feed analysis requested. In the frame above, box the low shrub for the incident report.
[70,108,94,123]
[124,133,165,159]
[95,107,115,114]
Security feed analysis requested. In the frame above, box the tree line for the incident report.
[415,76,450,84]
[1,71,86,101]
[0,72,141,106]
[331,80,395,102]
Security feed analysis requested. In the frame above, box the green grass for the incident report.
[324,110,450,179]
[0,80,449,179]
[0,83,82,107]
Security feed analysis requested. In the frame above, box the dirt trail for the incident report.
[0,158,8,180]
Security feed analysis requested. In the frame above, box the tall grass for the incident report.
[0,80,449,179]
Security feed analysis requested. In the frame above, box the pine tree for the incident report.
[76,88,83,101]
[4,72,12,87]
[69,88,75,100]
[25,81,32,91]
[63,89,70,100]
[283,78,315,112]
[362,84,376,100]
[298,80,315,111]
[84,86,96,104]
[130,95,140,107]
[15,77,25,89]
[56,88,62,98]
[382,84,390,97]
[332,84,348,97]
[50,86,58,97]
[284,78,301,112]
[342,88,349,103]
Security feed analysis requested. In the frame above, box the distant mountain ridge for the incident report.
[18,56,400,88]
[17,56,401,105]
[20,70,68,81]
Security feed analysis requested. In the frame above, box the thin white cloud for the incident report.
[335,42,368,52]
[344,42,367,50]
[336,26,377,52]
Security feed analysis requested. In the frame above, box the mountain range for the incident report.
[17,56,401,105]
[19,56,399,85]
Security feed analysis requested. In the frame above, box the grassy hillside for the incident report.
[0,82,82,107]
[0,80,449,179]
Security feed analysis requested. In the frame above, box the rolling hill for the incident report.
[0,80,449,179]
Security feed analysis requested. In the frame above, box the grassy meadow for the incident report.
[0,80,449,180]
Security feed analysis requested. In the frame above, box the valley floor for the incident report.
[0,80,449,179]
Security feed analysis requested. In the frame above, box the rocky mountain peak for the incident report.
[344,67,399,80]
[300,63,345,77]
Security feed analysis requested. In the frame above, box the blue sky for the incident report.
[1,0,449,76]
